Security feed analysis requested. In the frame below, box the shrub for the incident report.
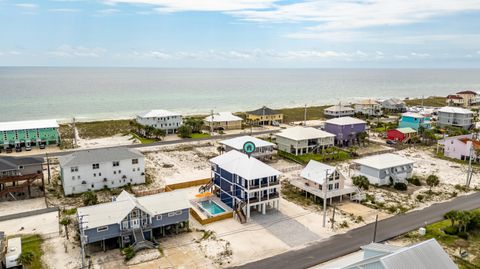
[407,176,422,186]
[352,176,370,191]
[458,231,469,240]
[416,194,424,202]
[426,175,440,192]
[122,246,136,261]
[393,182,407,191]
[443,225,459,235]
[177,125,193,138]
[339,221,349,228]
[82,191,98,206]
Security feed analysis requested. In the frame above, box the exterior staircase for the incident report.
[235,201,247,224]
[198,180,214,193]
[132,228,155,252]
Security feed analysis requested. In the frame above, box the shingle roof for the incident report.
[0,156,44,172]
[220,135,274,150]
[353,153,414,170]
[58,147,143,167]
[357,99,380,105]
[204,112,243,122]
[137,109,181,118]
[276,126,335,141]
[300,160,336,185]
[438,106,473,114]
[325,117,366,125]
[210,150,281,180]
[77,190,189,229]
[0,119,58,132]
[446,94,463,100]
[456,90,477,95]
[247,106,281,116]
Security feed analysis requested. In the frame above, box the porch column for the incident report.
[257,203,262,212]
[262,203,266,215]
[247,206,250,219]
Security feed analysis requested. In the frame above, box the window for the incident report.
[113,161,120,167]
[71,166,78,172]
[335,183,340,189]
[99,173,101,176]
[132,159,138,165]
[118,170,121,173]
[175,210,182,215]
[92,163,99,169]
[77,175,81,179]
[328,184,333,190]
[168,212,175,217]
[97,226,108,232]
[72,176,75,180]
[114,171,116,174]
[93,173,96,177]
[156,215,162,220]
[122,221,129,230]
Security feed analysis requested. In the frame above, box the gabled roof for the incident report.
[300,160,337,185]
[0,119,58,132]
[276,126,335,141]
[353,153,414,170]
[395,127,417,134]
[220,135,274,150]
[456,90,477,95]
[361,242,402,254]
[325,117,366,126]
[137,109,181,118]
[382,98,405,106]
[356,99,380,105]
[204,112,243,122]
[446,94,463,100]
[438,106,473,114]
[58,147,143,167]
[401,112,427,119]
[325,105,355,112]
[247,106,281,116]
[77,190,189,229]
[210,150,281,180]
[458,137,480,150]
[0,156,44,172]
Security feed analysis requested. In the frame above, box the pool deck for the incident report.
[190,195,234,224]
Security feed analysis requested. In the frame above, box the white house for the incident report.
[324,104,355,118]
[204,112,243,130]
[353,153,414,186]
[437,106,474,130]
[290,160,357,204]
[438,134,480,162]
[354,99,383,116]
[136,110,183,134]
[276,126,335,155]
[59,147,145,195]
[220,135,275,159]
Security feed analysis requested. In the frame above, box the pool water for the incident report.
[200,200,226,215]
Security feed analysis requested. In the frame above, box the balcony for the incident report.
[269,180,280,186]
[249,184,260,190]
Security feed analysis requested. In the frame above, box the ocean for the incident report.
[1,67,479,122]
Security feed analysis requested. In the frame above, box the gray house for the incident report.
[77,190,189,251]
[437,106,474,130]
[381,98,407,112]
[324,117,367,147]
[353,153,414,186]
[220,135,275,159]
[0,156,44,199]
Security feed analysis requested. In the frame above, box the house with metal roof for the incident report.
[77,190,189,251]
[353,153,414,186]
[398,112,431,131]
[220,135,275,159]
[324,104,355,118]
[276,126,335,155]
[204,112,243,130]
[290,160,357,204]
[341,239,456,269]
[354,99,383,116]
[210,150,281,222]
[324,117,367,147]
[0,119,60,150]
[381,98,406,112]
[438,134,480,162]
[0,156,44,199]
[59,147,145,195]
[136,109,183,134]
[437,106,474,130]
[246,106,283,126]
[386,127,417,142]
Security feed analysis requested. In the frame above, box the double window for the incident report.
[92,163,99,169]
[113,161,120,167]
[132,159,139,165]
[71,166,78,173]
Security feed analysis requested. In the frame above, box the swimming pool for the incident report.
[199,200,226,215]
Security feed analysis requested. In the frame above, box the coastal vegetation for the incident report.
[76,119,132,138]
[18,234,44,269]
[278,105,330,123]
[278,147,350,165]
[404,96,446,107]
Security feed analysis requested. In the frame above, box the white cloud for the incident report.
[0,51,22,56]
[48,8,81,12]
[103,0,277,12]
[97,8,120,14]
[15,3,38,9]
[49,45,106,57]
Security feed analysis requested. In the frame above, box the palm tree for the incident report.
[17,251,34,267]
[352,175,370,191]
[152,129,166,140]
[444,210,458,227]
[60,217,72,239]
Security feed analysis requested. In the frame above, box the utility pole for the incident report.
[466,142,474,188]
[331,206,336,229]
[78,215,88,269]
[209,110,213,136]
[373,214,379,242]
[322,169,330,228]
[304,104,307,126]
[46,152,51,184]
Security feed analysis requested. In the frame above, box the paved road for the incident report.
[0,206,59,222]
[234,192,480,269]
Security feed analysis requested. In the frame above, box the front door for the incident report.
[131,218,140,229]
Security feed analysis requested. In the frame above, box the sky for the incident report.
[1,0,480,68]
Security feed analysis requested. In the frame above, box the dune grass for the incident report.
[21,234,44,269]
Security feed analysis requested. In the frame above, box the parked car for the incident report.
[39,144,46,149]
[25,146,32,151]
[15,147,22,152]
[6,147,13,153]
[386,140,397,145]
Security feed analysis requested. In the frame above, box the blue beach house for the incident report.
[209,150,281,223]
[398,112,431,130]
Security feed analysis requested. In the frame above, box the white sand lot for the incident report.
[0,197,47,217]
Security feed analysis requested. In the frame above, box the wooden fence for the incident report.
[190,207,233,225]
[165,178,211,192]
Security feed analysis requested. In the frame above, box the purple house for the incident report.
[324,117,367,146]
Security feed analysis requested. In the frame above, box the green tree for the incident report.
[457,211,473,232]
[129,120,143,134]
[143,125,155,138]
[60,217,72,239]
[352,175,370,191]
[444,210,458,227]
[177,125,193,138]
[152,128,166,140]
[17,251,34,267]
[357,131,369,146]
[83,191,98,206]
[426,174,440,193]
[184,117,205,133]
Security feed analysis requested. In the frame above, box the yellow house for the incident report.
[246,106,283,126]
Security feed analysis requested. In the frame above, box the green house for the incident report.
[0,119,61,149]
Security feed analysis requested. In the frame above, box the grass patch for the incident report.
[62,208,77,215]
[278,149,350,165]
[76,119,132,139]
[130,132,158,144]
[21,234,44,269]
[189,133,211,139]
[278,105,330,123]
[404,96,446,107]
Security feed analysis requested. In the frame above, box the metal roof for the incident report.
[300,160,336,185]
[395,127,417,134]
[0,119,58,132]
[325,117,366,126]
[77,190,189,229]
[324,105,355,112]
[58,147,143,167]
[220,135,274,150]
[353,153,414,170]
[438,106,473,114]
[204,112,242,123]
[247,106,281,116]
[361,242,402,254]
[276,126,335,141]
[210,150,281,180]
[0,156,44,172]
[136,109,181,118]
